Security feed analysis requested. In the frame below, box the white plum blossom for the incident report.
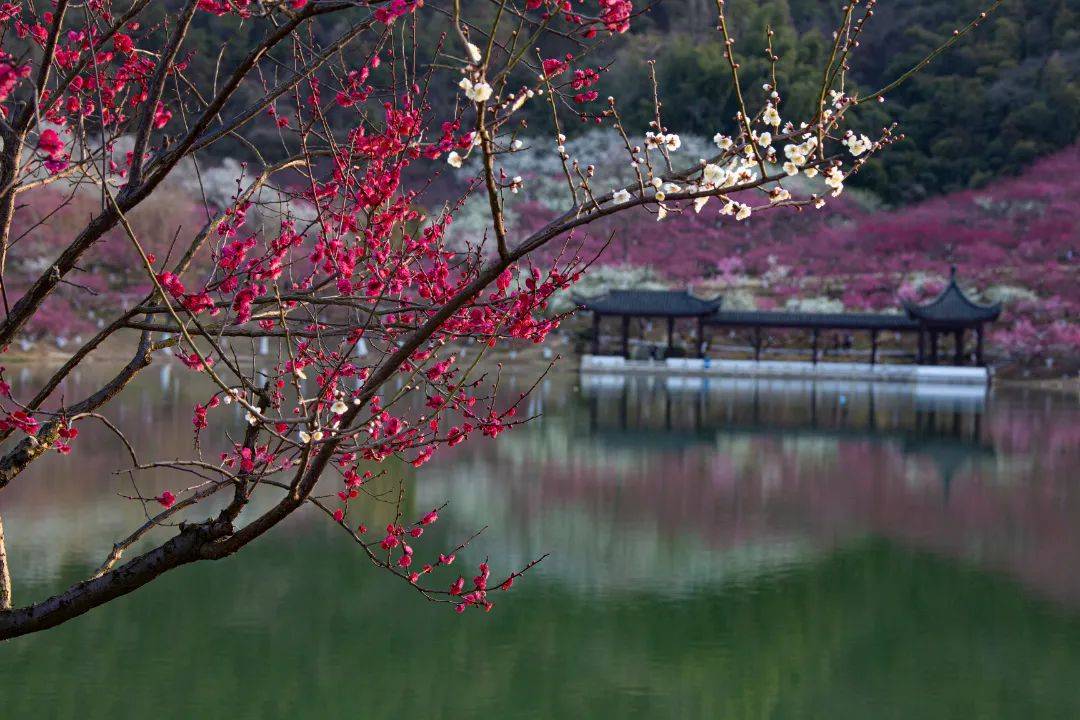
[713,133,733,150]
[783,136,817,168]
[661,182,681,194]
[299,429,323,444]
[770,187,791,203]
[458,78,492,102]
[783,161,799,176]
[646,132,681,152]
[465,42,482,63]
[612,188,632,204]
[735,203,752,221]
[330,399,349,415]
[843,132,872,156]
[762,104,781,127]
[693,196,709,213]
[471,82,493,102]
[804,166,819,178]
[825,166,845,195]
[702,163,727,187]
[447,151,463,168]
[756,131,772,147]
[734,162,759,183]
[656,204,668,221]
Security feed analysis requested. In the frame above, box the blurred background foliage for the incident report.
[159,0,1080,205]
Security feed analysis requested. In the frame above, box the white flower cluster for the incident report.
[646,177,681,220]
[645,131,681,152]
[651,151,762,220]
[769,186,791,204]
[727,201,752,220]
[712,133,733,150]
[843,132,873,156]
[458,77,492,103]
[824,166,845,196]
[781,135,818,177]
[698,156,756,187]
[299,429,324,444]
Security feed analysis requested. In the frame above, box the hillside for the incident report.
[491,139,1079,364]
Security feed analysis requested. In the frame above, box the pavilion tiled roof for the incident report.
[903,267,1002,326]
[574,290,722,317]
[577,268,1001,330]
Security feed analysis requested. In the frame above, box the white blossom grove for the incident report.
[0,0,1001,639]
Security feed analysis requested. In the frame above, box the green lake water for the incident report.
[1,364,1079,719]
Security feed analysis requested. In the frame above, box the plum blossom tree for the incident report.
[0,0,999,639]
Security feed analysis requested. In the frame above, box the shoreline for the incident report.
[4,340,1077,393]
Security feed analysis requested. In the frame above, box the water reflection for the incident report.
[419,374,1080,605]
[586,376,997,498]
[1,362,1079,719]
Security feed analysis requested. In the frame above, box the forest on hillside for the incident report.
[164,0,1080,204]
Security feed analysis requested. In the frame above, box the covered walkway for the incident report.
[577,268,1001,367]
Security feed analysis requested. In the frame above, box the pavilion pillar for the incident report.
[696,316,705,358]
[954,329,964,366]
[930,331,939,365]
[870,329,879,366]
[666,316,675,356]
[917,330,925,364]
[976,325,985,366]
[621,315,630,359]
[753,327,762,362]
[811,329,819,365]
[592,313,601,355]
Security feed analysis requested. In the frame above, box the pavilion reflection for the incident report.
[581,375,995,500]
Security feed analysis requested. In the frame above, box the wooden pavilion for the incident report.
[901,267,1002,366]
[576,268,1001,366]
[572,290,722,358]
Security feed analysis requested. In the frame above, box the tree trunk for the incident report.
[0,513,11,611]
